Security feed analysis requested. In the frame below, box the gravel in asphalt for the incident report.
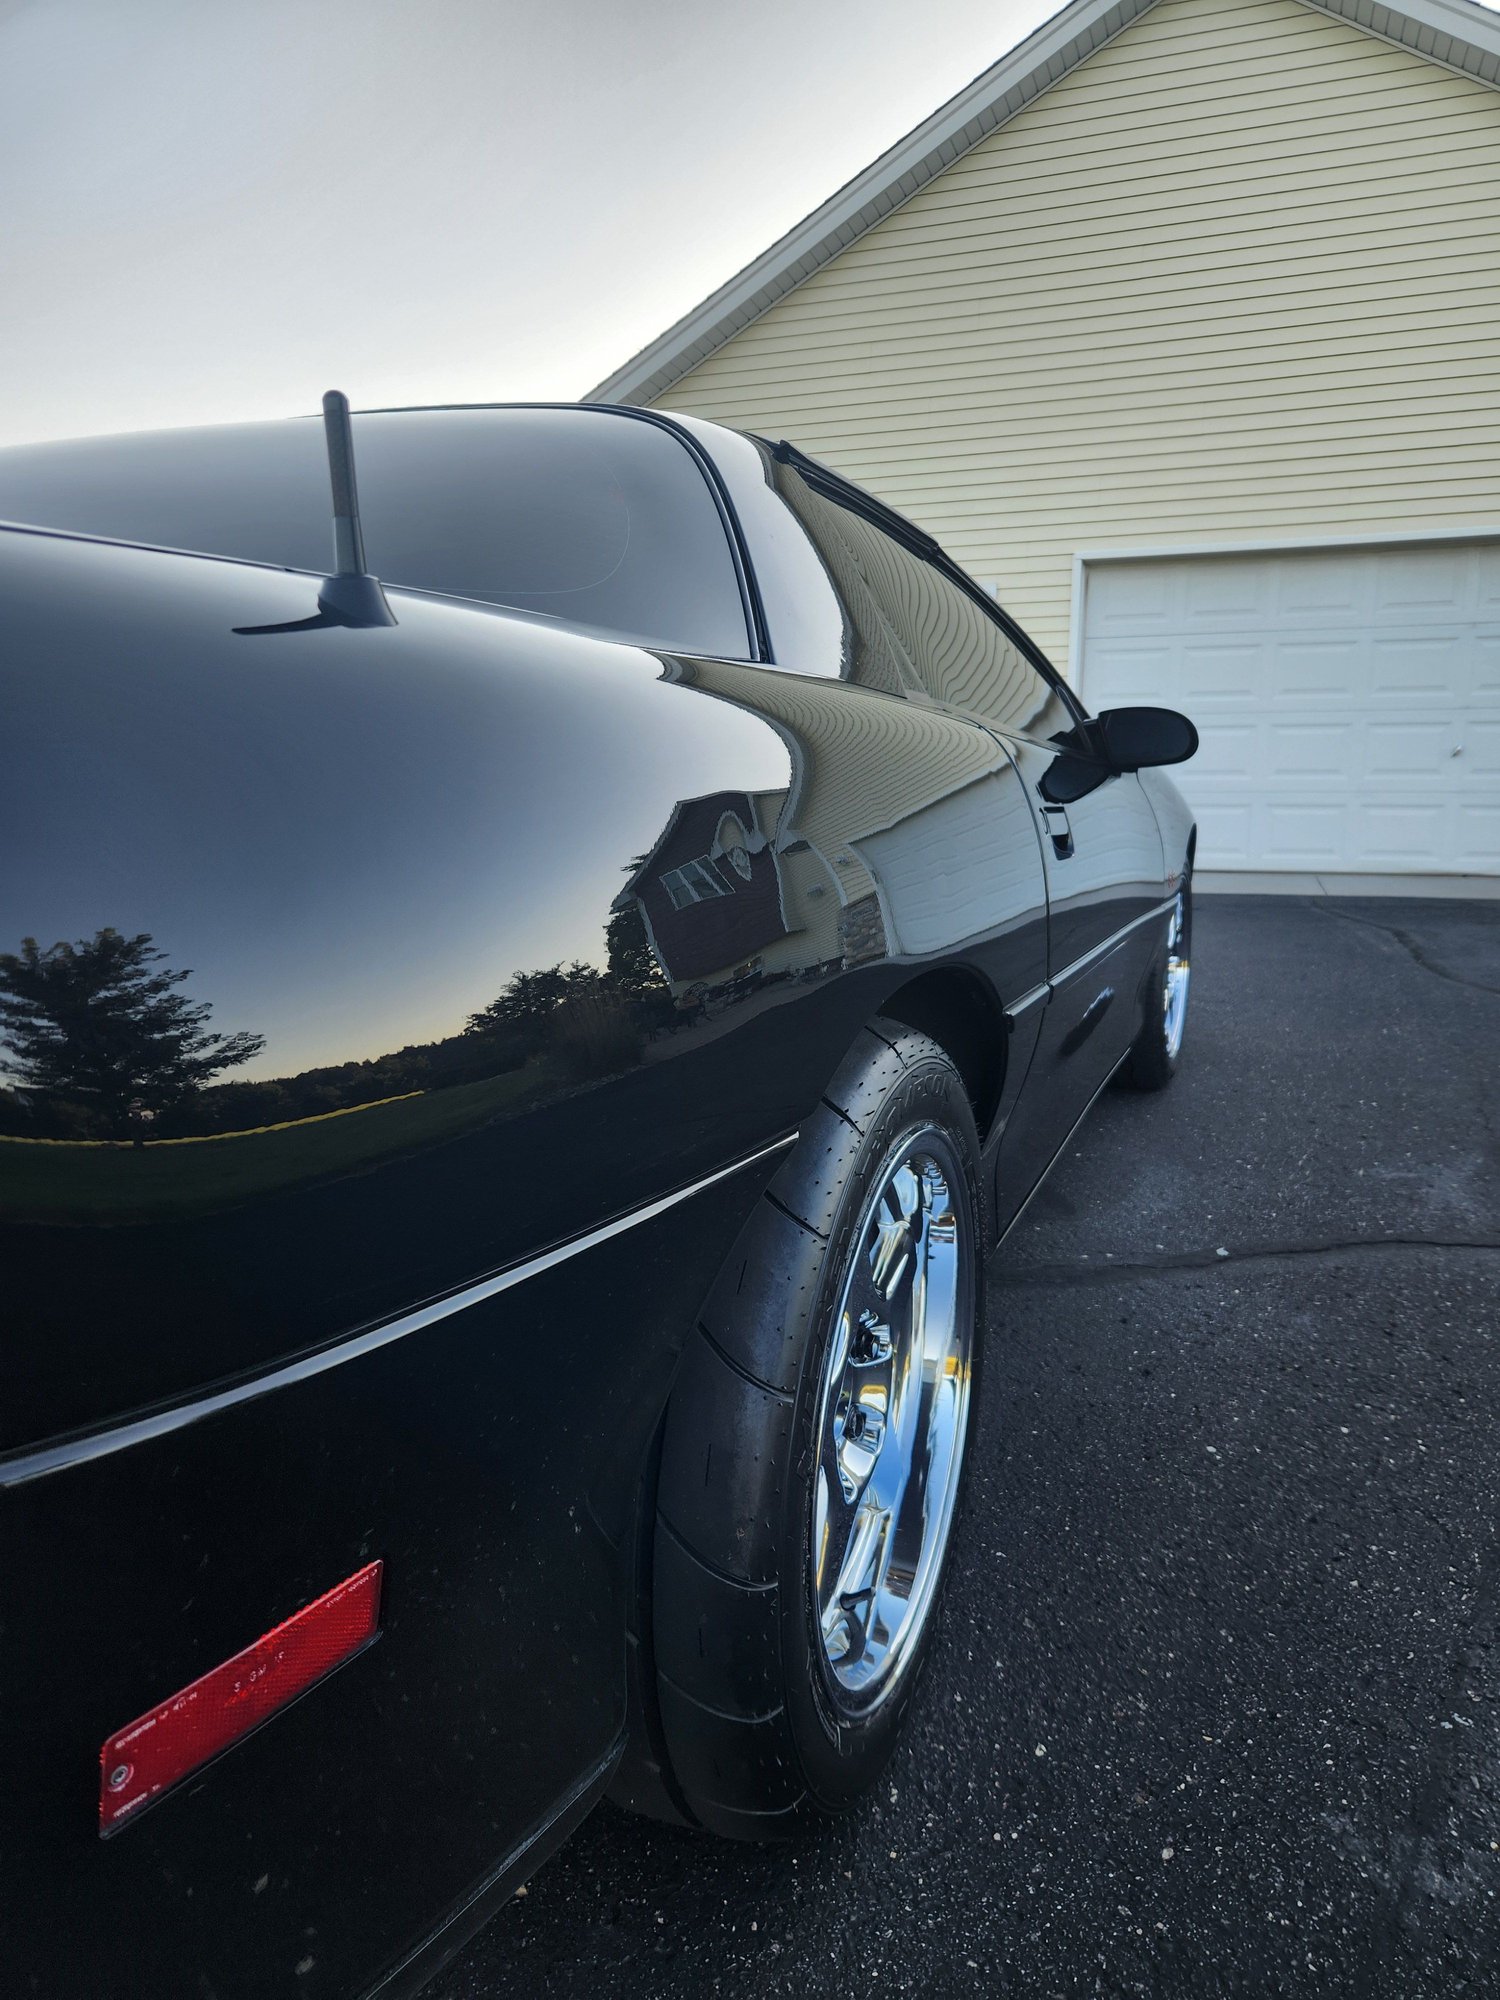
[432,895,1499,2000]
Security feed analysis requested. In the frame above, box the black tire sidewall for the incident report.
[777,1053,983,1810]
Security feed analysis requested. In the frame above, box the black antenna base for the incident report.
[317,572,397,626]
[234,571,398,637]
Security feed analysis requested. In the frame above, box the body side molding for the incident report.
[0,1136,797,1491]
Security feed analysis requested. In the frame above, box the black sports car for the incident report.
[0,399,1196,1997]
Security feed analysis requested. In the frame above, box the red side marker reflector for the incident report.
[99,1560,383,1835]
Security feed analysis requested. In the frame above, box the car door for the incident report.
[697,433,1170,1210]
[993,731,1168,1169]
[700,443,1056,1121]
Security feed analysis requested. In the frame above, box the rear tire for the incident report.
[642,1019,983,1839]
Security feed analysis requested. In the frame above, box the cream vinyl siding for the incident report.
[650,0,1500,669]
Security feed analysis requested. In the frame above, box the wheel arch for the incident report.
[875,966,1008,1145]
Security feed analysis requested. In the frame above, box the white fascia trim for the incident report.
[1066,552,1090,687]
[1076,522,1500,564]
[1299,0,1500,86]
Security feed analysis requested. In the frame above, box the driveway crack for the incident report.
[1308,901,1500,998]
[999,1234,1500,1285]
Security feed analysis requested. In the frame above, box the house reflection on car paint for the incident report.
[619,790,791,998]
[664,652,1047,976]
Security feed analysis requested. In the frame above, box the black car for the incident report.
[0,400,1195,1997]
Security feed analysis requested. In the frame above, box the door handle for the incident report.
[1040,802,1074,859]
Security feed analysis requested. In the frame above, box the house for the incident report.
[591,0,1500,884]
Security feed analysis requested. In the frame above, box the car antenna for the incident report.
[315,389,396,627]
[232,390,398,635]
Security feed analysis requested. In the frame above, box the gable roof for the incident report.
[587,0,1500,407]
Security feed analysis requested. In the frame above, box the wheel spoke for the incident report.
[814,1346,880,1589]
[875,1168,924,1296]
[868,1214,912,1305]
[824,1303,854,1385]
[889,1163,923,1225]
[843,1256,890,1328]
[815,1402,855,1546]
[820,1498,890,1667]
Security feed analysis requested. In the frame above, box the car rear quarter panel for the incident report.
[1,531,1047,1995]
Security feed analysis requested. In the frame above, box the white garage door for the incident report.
[1080,542,1500,875]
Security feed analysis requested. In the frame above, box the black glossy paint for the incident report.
[0,405,1192,1999]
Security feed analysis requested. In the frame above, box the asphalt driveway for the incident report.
[433,894,1499,2000]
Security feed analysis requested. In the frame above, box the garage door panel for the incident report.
[1176,641,1265,703]
[1080,540,1498,876]
[1078,639,1172,706]
[1191,721,1259,781]
[1183,561,1270,624]
[1274,553,1368,620]
[1267,721,1348,778]
[1472,631,1500,696]
[1269,639,1366,702]
[1085,563,1180,633]
[1356,803,1450,868]
[1193,802,1255,868]
[1456,805,1500,870]
[1374,548,1472,615]
[1262,803,1347,867]
[1370,634,1473,703]
[1364,719,1455,778]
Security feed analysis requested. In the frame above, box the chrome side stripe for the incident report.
[1048,895,1176,989]
[1003,981,1049,1023]
[0,1135,796,1490]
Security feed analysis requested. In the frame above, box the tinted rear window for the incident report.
[0,408,752,658]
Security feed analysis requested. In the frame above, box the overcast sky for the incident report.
[0,0,1078,448]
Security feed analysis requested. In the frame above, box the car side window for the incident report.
[767,454,1072,739]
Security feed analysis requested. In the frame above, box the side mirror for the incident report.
[1096,706,1198,772]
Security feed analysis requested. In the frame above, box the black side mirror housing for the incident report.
[1095,706,1198,772]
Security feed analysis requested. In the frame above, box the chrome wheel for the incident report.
[1163,887,1191,1060]
[811,1128,973,1712]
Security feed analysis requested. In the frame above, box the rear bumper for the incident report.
[1,1147,781,1997]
